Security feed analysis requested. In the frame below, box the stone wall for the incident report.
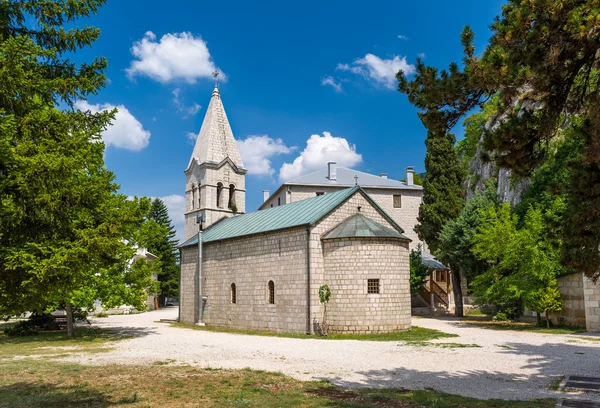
[584,277,600,332]
[180,246,199,324]
[184,161,246,241]
[180,228,310,333]
[309,190,412,332]
[322,238,411,333]
[550,273,586,327]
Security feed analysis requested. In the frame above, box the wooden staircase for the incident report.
[420,280,449,310]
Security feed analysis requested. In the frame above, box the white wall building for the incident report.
[260,163,424,249]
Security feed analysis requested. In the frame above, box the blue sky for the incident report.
[76,0,505,241]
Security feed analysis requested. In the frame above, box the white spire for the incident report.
[189,87,244,169]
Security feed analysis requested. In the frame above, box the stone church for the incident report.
[179,86,413,334]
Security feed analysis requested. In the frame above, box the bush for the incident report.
[3,321,38,337]
[493,312,508,321]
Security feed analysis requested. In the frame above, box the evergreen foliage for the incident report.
[0,0,157,336]
[148,199,180,299]
[398,0,600,280]
[409,246,430,296]
[438,182,499,284]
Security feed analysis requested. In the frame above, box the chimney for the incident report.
[328,162,337,181]
[263,190,270,202]
[379,173,388,179]
[405,166,414,186]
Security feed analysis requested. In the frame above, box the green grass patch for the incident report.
[407,342,481,348]
[547,375,565,391]
[465,309,488,316]
[459,320,585,334]
[172,322,458,342]
[0,359,555,408]
[572,336,600,342]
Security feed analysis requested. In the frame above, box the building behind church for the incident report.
[260,163,424,249]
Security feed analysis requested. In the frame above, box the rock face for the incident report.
[465,106,531,206]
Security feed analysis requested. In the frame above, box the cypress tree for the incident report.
[148,199,179,301]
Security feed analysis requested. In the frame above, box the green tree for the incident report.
[397,0,600,280]
[0,0,156,337]
[148,198,180,301]
[409,245,430,296]
[471,202,565,319]
[396,73,466,314]
[438,182,499,285]
[318,284,331,336]
[526,281,563,328]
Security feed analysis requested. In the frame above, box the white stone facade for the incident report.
[179,189,412,334]
[583,276,600,332]
[184,87,247,241]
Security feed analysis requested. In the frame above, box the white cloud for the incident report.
[418,52,426,59]
[172,88,201,118]
[186,131,197,144]
[126,31,225,84]
[237,135,295,177]
[76,101,150,151]
[397,34,408,40]
[159,195,186,243]
[337,53,415,89]
[279,132,362,182]
[321,76,343,93]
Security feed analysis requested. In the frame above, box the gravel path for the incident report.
[65,308,600,402]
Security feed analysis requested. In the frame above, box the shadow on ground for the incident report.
[320,341,600,402]
[0,382,139,408]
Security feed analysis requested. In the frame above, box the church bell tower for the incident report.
[184,77,247,241]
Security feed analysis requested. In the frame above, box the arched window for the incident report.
[197,183,202,208]
[228,184,236,210]
[268,280,275,304]
[191,184,196,209]
[231,283,236,304]
[216,182,223,208]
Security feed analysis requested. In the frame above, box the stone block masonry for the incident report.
[583,276,600,332]
[179,188,413,335]
[322,238,411,333]
[180,228,309,333]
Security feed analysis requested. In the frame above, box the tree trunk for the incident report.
[546,311,550,329]
[322,304,327,336]
[451,269,464,317]
[65,301,75,338]
[536,312,541,326]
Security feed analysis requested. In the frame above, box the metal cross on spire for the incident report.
[212,70,220,88]
[354,175,359,186]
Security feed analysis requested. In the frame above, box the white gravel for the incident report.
[64,308,600,402]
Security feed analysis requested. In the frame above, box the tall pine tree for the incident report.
[0,0,157,336]
[148,199,179,301]
[399,0,600,281]
[397,72,466,315]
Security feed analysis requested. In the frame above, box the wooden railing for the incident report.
[419,285,448,308]
[430,280,448,306]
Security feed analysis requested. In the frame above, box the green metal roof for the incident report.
[322,213,410,241]
[180,187,360,247]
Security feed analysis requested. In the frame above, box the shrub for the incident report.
[3,321,38,337]
[493,312,508,322]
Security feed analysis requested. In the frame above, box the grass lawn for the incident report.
[171,322,460,344]
[0,326,556,407]
[0,359,555,408]
[458,319,586,335]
